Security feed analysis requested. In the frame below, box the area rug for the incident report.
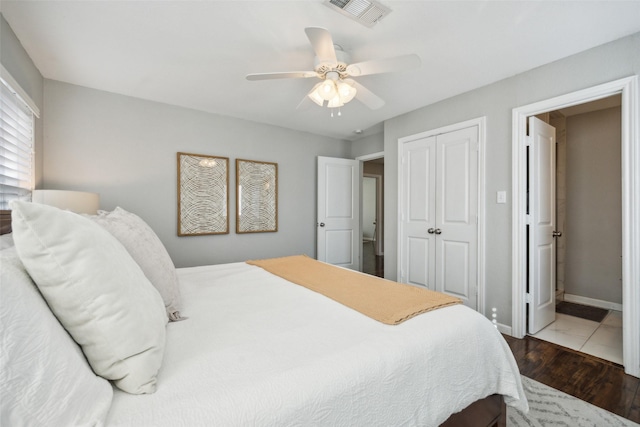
[556,301,609,322]
[508,376,639,426]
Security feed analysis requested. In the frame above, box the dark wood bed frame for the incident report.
[442,394,506,427]
[0,208,506,426]
[1,210,11,236]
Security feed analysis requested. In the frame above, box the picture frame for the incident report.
[177,152,229,236]
[236,159,278,233]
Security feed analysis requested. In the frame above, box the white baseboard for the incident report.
[556,290,564,301]
[563,293,622,312]
[496,323,512,336]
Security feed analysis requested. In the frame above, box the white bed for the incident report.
[106,262,527,426]
[0,203,527,426]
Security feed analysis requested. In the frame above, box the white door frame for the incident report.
[397,117,486,314]
[511,76,639,378]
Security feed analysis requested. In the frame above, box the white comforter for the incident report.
[107,262,528,426]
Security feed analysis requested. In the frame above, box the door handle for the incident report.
[428,228,435,234]
[552,230,562,237]
[318,222,325,227]
[434,228,442,235]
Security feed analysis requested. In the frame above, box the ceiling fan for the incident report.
[246,27,421,113]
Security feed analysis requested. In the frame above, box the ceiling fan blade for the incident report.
[246,71,317,81]
[305,27,337,66]
[353,81,385,110]
[346,54,421,77]
[296,95,314,111]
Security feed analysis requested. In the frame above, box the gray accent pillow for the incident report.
[92,207,184,321]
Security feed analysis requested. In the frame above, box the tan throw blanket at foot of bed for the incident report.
[246,255,461,325]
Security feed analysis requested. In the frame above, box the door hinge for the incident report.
[525,136,533,147]
[525,214,532,225]
[525,293,533,304]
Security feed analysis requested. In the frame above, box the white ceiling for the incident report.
[2,1,640,141]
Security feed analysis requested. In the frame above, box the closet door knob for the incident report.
[434,228,442,235]
[552,230,562,237]
[428,228,435,234]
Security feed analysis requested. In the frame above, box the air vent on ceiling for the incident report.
[324,0,391,28]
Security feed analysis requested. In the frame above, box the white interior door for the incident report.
[317,156,360,270]
[435,127,478,308]
[399,136,437,289]
[528,116,557,334]
[399,125,478,310]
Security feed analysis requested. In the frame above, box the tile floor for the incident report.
[531,309,623,364]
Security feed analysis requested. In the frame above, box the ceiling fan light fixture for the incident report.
[337,79,357,103]
[327,95,344,109]
[318,79,338,100]
[307,83,325,106]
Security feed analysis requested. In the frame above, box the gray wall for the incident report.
[350,132,384,158]
[0,14,44,186]
[382,32,640,325]
[43,80,349,267]
[565,107,622,303]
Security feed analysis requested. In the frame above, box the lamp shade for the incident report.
[318,79,337,101]
[31,190,100,215]
[327,96,344,109]
[337,79,357,103]
[307,82,325,106]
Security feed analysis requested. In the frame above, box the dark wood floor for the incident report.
[504,334,640,423]
[362,241,384,277]
[362,241,640,422]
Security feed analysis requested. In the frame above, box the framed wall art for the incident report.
[177,152,229,236]
[236,159,278,233]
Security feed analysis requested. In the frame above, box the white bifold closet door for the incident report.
[399,126,478,309]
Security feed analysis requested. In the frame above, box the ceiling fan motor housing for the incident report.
[314,47,350,79]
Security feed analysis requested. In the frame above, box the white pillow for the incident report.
[10,201,167,394]
[91,207,184,321]
[0,247,113,425]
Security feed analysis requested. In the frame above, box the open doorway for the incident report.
[511,76,639,378]
[528,96,623,364]
[358,153,384,278]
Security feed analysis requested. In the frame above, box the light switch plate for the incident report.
[497,191,507,204]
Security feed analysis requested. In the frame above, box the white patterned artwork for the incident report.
[177,152,229,236]
[236,159,278,233]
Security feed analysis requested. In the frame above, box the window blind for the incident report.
[0,78,35,210]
